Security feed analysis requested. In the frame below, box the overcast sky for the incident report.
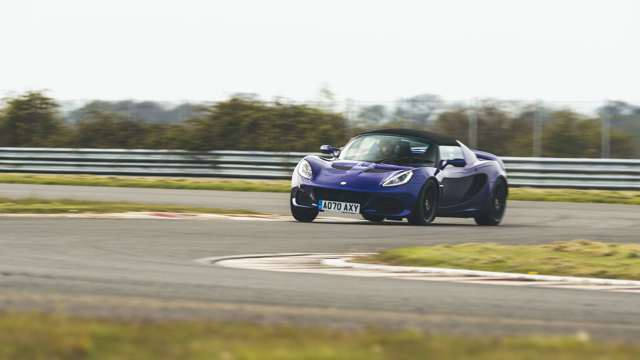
[1,0,638,104]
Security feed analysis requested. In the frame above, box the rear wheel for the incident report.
[290,189,318,222]
[474,179,507,226]
[362,214,385,223]
[407,179,439,225]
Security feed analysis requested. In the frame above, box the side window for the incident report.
[439,145,464,161]
[409,141,436,165]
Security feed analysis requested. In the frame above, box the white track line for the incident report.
[197,253,640,294]
[324,258,640,287]
[0,212,359,222]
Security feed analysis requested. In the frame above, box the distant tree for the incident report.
[229,93,260,101]
[0,91,65,147]
[433,108,468,141]
[165,104,197,124]
[316,84,337,112]
[186,98,349,151]
[434,104,529,156]
[129,101,170,122]
[599,101,640,131]
[393,94,443,127]
[609,131,635,158]
[357,105,388,124]
[71,111,149,148]
[140,123,191,149]
[504,106,536,156]
[543,111,600,157]
[474,105,514,156]
[598,101,640,157]
[66,100,197,124]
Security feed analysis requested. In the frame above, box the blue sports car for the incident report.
[290,129,508,225]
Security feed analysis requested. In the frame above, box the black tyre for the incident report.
[290,189,319,222]
[362,214,385,223]
[474,178,507,226]
[407,179,439,225]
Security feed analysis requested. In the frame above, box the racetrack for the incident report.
[1,184,640,340]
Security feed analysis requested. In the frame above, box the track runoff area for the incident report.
[0,184,639,341]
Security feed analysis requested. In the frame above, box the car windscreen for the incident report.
[338,134,436,165]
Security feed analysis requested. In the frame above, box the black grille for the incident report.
[314,188,370,204]
[369,197,404,214]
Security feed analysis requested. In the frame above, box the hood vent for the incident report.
[365,167,393,173]
[332,163,354,170]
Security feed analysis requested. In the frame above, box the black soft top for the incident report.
[357,128,459,146]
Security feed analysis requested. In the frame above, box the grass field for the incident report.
[361,240,640,280]
[1,173,640,205]
[1,312,638,360]
[0,198,259,215]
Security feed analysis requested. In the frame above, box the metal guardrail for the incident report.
[0,147,638,190]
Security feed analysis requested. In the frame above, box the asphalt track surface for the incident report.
[1,183,640,340]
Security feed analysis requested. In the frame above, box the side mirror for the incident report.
[439,158,466,170]
[320,145,340,156]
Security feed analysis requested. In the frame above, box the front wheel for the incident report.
[407,180,439,225]
[474,179,507,226]
[290,189,319,222]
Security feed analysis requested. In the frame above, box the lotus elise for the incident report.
[290,129,508,225]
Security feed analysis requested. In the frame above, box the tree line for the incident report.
[0,91,637,158]
[0,92,349,152]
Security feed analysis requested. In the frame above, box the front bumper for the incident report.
[291,184,415,217]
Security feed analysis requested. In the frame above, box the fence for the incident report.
[0,148,638,190]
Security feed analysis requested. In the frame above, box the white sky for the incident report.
[1,0,638,104]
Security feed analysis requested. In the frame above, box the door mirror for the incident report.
[320,145,340,156]
[439,158,466,169]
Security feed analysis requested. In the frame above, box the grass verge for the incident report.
[0,173,291,193]
[0,198,260,215]
[1,312,639,360]
[508,187,640,205]
[361,240,640,280]
[1,173,640,205]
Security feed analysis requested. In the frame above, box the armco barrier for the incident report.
[0,148,638,189]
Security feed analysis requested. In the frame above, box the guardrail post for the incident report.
[601,111,611,159]
[467,100,478,148]
[532,102,544,157]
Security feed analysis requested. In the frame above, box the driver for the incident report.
[377,137,398,161]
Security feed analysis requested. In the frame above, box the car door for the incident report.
[438,145,477,207]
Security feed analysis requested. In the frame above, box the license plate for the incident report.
[318,200,360,214]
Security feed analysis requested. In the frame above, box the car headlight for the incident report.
[297,159,313,179]
[382,170,413,187]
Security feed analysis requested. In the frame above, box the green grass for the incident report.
[1,312,639,360]
[1,173,640,205]
[0,173,291,193]
[362,240,640,280]
[0,198,260,215]
[508,187,640,205]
